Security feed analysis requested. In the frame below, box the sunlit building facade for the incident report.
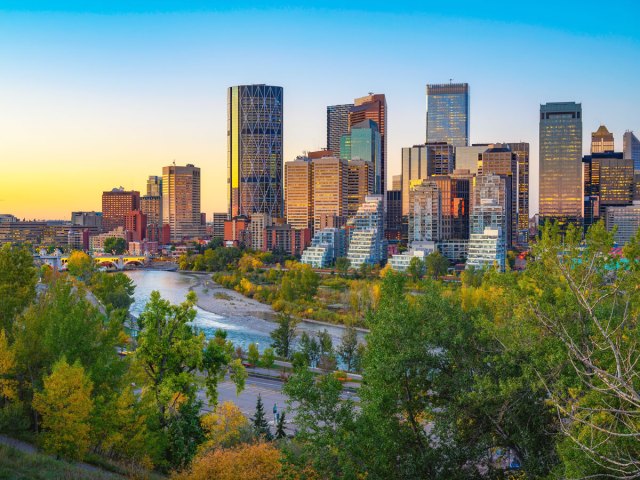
[101,188,140,233]
[591,125,614,153]
[228,84,283,219]
[346,195,387,268]
[401,144,429,215]
[426,83,469,147]
[312,157,348,232]
[162,164,205,242]
[539,102,583,221]
[285,157,313,230]
[347,160,375,217]
[507,142,530,245]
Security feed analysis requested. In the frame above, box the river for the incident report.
[124,269,362,352]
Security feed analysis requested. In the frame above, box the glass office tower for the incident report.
[341,120,382,194]
[426,83,469,147]
[227,84,283,219]
[539,102,583,221]
[623,131,640,171]
[327,104,353,158]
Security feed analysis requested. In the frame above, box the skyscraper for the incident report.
[162,164,204,242]
[285,157,313,230]
[346,160,375,217]
[426,142,455,175]
[147,176,162,196]
[327,104,353,157]
[101,188,140,233]
[623,131,640,171]
[228,84,283,219]
[426,83,470,147]
[455,144,489,174]
[507,142,530,245]
[346,195,387,268]
[539,102,583,221]
[591,125,614,153]
[349,94,387,195]
[401,145,429,215]
[311,157,348,232]
[341,119,382,193]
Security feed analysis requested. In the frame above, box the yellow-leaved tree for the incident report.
[33,357,93,460]
[199,401,250,452]
[0,329,17,403]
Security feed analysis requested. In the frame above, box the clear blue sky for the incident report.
[1,1,639,218]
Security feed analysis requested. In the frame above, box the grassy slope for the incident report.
[0,443,120,480]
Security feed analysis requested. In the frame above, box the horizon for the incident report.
[1,1,639,219]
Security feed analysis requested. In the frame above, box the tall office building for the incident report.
[162,164,204,242]
[623,131,640,171]
[605,202,640,245]
[591,125,614,153]
[124,210,147,242]
[327,104,353,158]
[312,157,348,232]
[228,84,283,219]
[147,176,162,196]
[341,120,382,193]
[507,142,530,244]
[349,94,387,195]
[426,142,455,175]
[455,144,489,174]
[479,144,518,246]
[539,102,583,221]
[391,175,402,191]
[347,160,375,217]
[212,213,227,239]
[102,188,140,233]
[140,195,162,242]
[426,83,470,147]
[408,180,441,243]
[401,145,429,215]
[285,157,314,230]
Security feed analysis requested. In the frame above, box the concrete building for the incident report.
[346,195,387,268]
[455,144,489,174]
[539,102,583,223]
[140,195,162,242]
[312,157,348,232]
[466,228,505,272]
[426,82,470,147]
[623,131,640,171]
[388,241,437,272]
[285,157,313,230]
[605,202,640,245]
[408,180,441,243]
[124,210,147,242]
[228,84,283,218]
[248,213,271,251]
[101,188,140,233]
[426,142,455,175]
[146,175,162,196]
[90,227,128,253]
[401,144,429,215]
[263,225,311,256]
[591,125,614,153]
[346,160,375,217]
[301,228,346,268]
[71,211,102,231]
[212,213,227,239]
[162,164,205,242]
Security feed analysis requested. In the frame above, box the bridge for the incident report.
[38,254,148,271]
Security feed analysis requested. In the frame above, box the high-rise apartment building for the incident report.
[426,83,470,147]
[347,160,375,217]
[147,176,162,196]
[140,195,162,242]
[623,131,640,171]
[228,84,283,219]
[346,195,387,268]
[401,145,429,215]
[311,157,348,232]
[102,188,140,233]
[408,180,441,243]
[507,142,530,244]
[426,142,455,175]
[539,102,583,221]
[591,125,614,153]
[341,120,382,194]
[327,104,353,158]
[212,213,227,239]
[285,157,314,230]
[124,210,147,242]
[479,144,518,246]
[349,94,387,196]
[162,164,204,242]
[605,202,640,245]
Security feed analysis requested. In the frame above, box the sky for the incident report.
[1,1,639,220]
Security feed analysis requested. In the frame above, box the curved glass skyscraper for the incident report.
[227,84,283,219]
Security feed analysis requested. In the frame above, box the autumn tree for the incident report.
[89,271,135,313]
[280,261,319,302]
[0,243,37,333]
[174,442,282,480]
[0,329,17,405]
[66,250,95,281]
[200,401,251,451]
[32,358,93,460]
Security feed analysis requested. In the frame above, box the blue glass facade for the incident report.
[426,83,469,147]
[340,119,382,194]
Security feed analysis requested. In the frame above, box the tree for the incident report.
[424,250,449,279]
[298,332,319,367]
[200,401,251,451]
[174,442,282,480]
[89,271,135,312]
[279,262,319,302]
[201,329,246,407]
[252,394,272,441]
[270,313,298,360]
[261,347,275,369]
[335,257,350,277]
[337,325,360,372]
[316,329,336,372]
[407,257,425,282]
[247,343,260,366]
[275,410,287,439]
[166,397,205,470]
[0,330,17,403]
[66,250,95,281]
[0,243,37,334]
[103,237,127,255]
[32,357,93,460]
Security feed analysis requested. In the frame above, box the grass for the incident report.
[0,443,120,480]
[213,292,232,300]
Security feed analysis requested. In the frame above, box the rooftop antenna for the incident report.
[173,159,176,166]
[449,78,453,84]
[368,91,374,96]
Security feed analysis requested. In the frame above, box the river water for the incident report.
[124,270,360,352]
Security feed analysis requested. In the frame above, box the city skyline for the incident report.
[1,2,640,219]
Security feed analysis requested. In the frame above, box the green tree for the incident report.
[166,397,204,470]
[252,394,272,441]
[103,237,127,255]
[89,271,135,312]
[270,313,298,360]
[200,329,246,407]
[32,357,93,460]
[279,262,319,302]
[0,243,37,334]
[261,347,275,369]
[65,250,95,281]
[275,410,287,439]
[337,325,360,372]
[335,257,350,277]
[247,342,260,366]
[298,332,319,367]
[424,250,449,279]
[406,256,425,281]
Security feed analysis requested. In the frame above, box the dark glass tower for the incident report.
[426,83,469,147]
[327,104,353,158]
[228,84,283,219]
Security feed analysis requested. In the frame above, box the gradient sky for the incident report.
[1,1,639,220]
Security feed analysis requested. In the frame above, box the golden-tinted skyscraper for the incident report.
[101,188,140,233]
[311,157,347,232]
[285,157,313,230]
[349,94,387,195]
[591,125,614,153]
[539,102,583,220]
[162,164,204,242]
